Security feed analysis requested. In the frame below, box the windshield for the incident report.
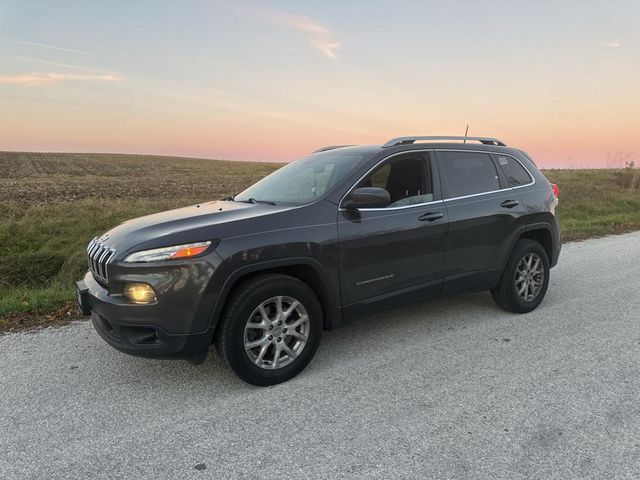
[234,150,365,205]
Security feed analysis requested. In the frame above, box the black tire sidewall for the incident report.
[222,276,322,386]
[504,240,550,313]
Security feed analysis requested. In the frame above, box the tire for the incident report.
[215,274,323,386]
[491,239,550,313]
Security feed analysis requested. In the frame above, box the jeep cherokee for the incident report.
[77,135,561,385]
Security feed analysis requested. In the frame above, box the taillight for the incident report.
[551,183,559,197]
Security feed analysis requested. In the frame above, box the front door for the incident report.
[337,152,448,308]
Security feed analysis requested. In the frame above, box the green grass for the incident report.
[0,151,280,318]
[544,168,640,241]
[0,199,197,315]
[1,151,639,320]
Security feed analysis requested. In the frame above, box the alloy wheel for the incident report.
[515,252,545,302]
[244,296,310,369]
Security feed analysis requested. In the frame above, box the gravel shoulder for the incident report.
[1,231,640,479]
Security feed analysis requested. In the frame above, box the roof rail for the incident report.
[312,145,353,153]
[382,136,506,148]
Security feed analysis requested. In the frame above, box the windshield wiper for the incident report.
[238,197,277,206]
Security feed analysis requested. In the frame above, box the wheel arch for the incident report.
[519,226,553,264]
[502,223,554,269]
[208,258,341,342]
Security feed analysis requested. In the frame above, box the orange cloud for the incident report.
[267,13,342,60]
[0,72,123,86]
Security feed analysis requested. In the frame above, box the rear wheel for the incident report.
[492,239,550,313]
[215,274,322,386]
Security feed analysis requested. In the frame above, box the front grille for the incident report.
[87,237,116,284]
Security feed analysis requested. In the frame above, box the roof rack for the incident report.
[382,136,506,148]
[312,145,354,153]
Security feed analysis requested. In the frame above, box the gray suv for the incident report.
[77,136,561,385]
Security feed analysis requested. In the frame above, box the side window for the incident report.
[368,164,390,189]
[438,151,500,198]
[356,155,433,207]
[496,155,532,187]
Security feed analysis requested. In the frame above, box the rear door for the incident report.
[436,150,526,292]
[337,151,448,307]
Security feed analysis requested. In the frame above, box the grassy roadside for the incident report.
[544,168,640,240]
[0,151,280,321]
[1,151,639,330]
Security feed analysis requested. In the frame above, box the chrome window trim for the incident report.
[339,199,445,212]
[338,149,437,212]
[337,148,537,211]
[444,187,511,202]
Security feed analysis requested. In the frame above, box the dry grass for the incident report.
[620,162,640,190]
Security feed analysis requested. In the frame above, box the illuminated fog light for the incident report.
[123,283,157,304]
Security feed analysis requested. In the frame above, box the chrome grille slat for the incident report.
[98,247,111,278]
[90,245,98,274]
[96,246,105,278]
[86,237,116,284]
[104,249,116,265]
[87,241,97,259]
[92,245,102,277]
[88,242,99,272]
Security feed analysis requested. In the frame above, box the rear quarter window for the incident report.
[496,155,532,187]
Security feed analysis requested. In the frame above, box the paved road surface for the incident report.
[1,232,640,479]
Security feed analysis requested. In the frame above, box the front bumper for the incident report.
[77,271,215,361]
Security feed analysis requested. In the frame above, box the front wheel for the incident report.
[215,274,322,386]
[492,239,550,313]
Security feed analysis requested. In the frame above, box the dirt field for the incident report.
[1,151,280,206]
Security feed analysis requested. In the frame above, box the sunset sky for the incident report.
[1,0,638,167]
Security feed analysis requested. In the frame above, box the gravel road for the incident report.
[1,232,640,480]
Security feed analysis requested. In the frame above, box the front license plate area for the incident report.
[76,281,91,316]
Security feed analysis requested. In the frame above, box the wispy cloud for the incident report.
[17,40,90,55]
[261,12,342,60]
[598,41,621,48]
[227,4,343,60]
[14,55,121,75]
[0,73,123,86]
[234,4,342,60]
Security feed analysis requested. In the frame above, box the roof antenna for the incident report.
[463,124,469,143]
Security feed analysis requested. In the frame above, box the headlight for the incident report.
[123,241,212,263]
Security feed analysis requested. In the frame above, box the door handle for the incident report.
[418,212,444,222]
[500,199,520,209]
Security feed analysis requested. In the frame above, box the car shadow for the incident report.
[93,290,507,396]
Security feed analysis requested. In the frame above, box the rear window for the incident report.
[496,155,532,187]
[438,151,500,198]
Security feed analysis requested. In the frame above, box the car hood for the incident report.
[99,201,290,255]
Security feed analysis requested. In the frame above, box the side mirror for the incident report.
[343,187,390,210]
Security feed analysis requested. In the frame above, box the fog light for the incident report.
[123,283,156,304]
